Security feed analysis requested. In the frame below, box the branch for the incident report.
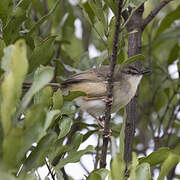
[142,0,174,29]
[100,0,123,168]
[23,82,60,91]
[45,159,56,180]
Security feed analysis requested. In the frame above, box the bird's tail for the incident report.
[23,82,61,91]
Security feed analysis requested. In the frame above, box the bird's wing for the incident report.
[61,67,110,97]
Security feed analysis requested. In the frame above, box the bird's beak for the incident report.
[139,69,152,75]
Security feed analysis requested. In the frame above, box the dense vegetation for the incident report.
[0,0,179,179]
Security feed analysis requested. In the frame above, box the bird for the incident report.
[61,65,151,120]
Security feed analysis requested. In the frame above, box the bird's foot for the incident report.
[99,128,112,138]
[83,96,107,101]
[88,113,104,128]
[88,113,112,138]
[103,97,113,105]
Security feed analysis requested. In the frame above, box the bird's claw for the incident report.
[99,128,112,138]
[103,97,113,105]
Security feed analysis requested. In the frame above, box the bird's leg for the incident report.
[88,113,112,138]
[102,96,114,105]
[88,112,104,128]
[83,96,113,105]
[83,96,107,101]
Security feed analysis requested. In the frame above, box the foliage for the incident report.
[0,0,179,179]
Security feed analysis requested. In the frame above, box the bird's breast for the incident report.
[74,97,105,116]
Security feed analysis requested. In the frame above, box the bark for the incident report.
[124,5,144,163]
[100,0,123,168]
[124,0,174,163]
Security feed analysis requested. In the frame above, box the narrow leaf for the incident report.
[24,132,57,171]
[119,109,126,160]
[87,168,109,180]
[58,116,72,139]
[17,66,54,115]
[155,5,180,38]
[130,152,138,180]
[3,127,23,168]
[64,91,86,101]
[136,163,151,180]
[53,89,64,109]
[28,36,56,72]
[1,40,28,135]
[28,0,60,35]
[158,153,180,180]
[55,145,94,170]
[139,147,171,166]
[117,54,146,71]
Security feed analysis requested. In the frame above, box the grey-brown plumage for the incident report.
[61,65,151,115]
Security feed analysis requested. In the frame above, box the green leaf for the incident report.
[139,147,171,166]
[35,86,53,107]
[167,43,179,65]
[93,50,108,66]
[18,107,59,163]
[0,0,11,23]
[44,110,60,132]
[1,40,28,135]
[55,145,94,169]
[155,26,180,42]
[127,0,147,8]
[110,154,125,180]
[0,39,5,60]
[70,133,84,150]
[109,109,126,180]
[155,91,168,110]
[136,163,151,180]
[88,0,107,32]
[158,153,179,180]
[107,16,116,55]
[116,54,146,72]
[1,45,13,74]
[17,171,38,180]
[119,109,126,159]
[155,5,180,38]
[64,91,86,101]
[53,89,64,109]
[130,152,138,180]
[17,104,47,161]
[18,66,54,115]
[28,36,56,72]
[28,0,60,36]
[0,164,15,180]
[80,1,95,25]
[58,116,72,138]
[3,7,26,44]
[24,132,57,171]
[82,130,97,142]
[87,168,109,180]
[104,0,117,16]
[61,101,76,115]
[3,127,23,168]
[17,0,32,10]
[178,52,180,76]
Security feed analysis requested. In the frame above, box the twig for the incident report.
[35,170,41,180]
[45,159,56,180]
[100,0,123,168]
[23,82,61,91]
[94,134,100,169]
[61,167,68,180]
[158,84,179,136]
[42,0,49,14]
[141,0,174,29]
[161,100,179,139]
[80,160,90,174]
